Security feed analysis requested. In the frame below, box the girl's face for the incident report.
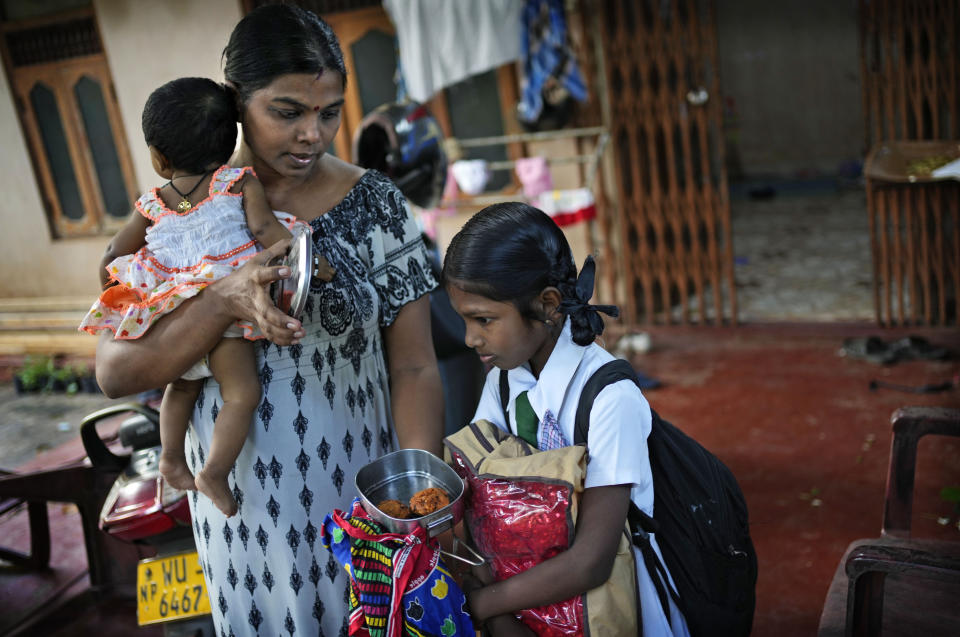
[239,71,344,180]
[447,284,557,377]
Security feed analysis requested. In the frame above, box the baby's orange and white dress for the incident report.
[79,166,303,372]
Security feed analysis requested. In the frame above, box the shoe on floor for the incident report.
[840,335,951,365]
[888,336,950,361]
[839,336,897,364]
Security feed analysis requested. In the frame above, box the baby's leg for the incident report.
[195,338,260,517]
[159,378,203,491]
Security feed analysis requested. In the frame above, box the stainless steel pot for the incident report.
[355,448,484,566]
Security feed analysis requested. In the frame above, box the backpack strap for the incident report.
[499,369,511,431]
[573,359,637,446]
[574,359,683,624]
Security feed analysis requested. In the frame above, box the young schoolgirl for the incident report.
[442,202,690,636]
[80,77,330,516]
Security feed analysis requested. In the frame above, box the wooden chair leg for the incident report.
[0,499,50,570]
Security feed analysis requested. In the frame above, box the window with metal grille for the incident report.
[2,4,137,238]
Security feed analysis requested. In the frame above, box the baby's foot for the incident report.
[159,454,196,491]
[196,470,238,517]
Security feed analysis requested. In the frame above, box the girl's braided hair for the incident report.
[441,202,617,346]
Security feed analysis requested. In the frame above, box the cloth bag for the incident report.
[321,499,475,637]
[444,419,638,636]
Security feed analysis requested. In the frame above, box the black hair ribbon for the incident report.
[558,255,619,334]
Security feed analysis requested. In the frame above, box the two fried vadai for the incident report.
[376,487,450,519]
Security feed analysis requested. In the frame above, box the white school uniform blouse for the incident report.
[471,319,690,637]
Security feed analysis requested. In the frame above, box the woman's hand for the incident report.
[208,239,305,345]
[96,239,304,397]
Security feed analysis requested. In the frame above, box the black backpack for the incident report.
[498,359,757,636]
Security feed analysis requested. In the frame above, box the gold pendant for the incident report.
[177,199,191,212]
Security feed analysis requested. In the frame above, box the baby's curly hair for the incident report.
[142,77,238,174]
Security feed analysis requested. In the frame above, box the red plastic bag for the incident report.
[445,420,638,637]
[462,473,584,636]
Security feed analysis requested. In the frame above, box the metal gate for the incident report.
[593,0,736,325]
[859,0,960,326]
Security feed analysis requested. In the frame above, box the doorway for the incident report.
[716,1,873,322]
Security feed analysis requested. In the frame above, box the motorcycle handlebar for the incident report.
[80,402,159,471]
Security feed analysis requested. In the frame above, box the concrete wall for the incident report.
[0,0,239,298]
[95,0,241,204]
[716,0,863,179]
[0,62,105,297]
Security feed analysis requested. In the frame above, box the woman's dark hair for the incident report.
[223,4,347,103]
[141,77,238,174]
[442,202,616,346]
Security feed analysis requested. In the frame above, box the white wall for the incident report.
[0,0,240,298]
[95,0,241,199]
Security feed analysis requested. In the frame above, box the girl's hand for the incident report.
[483,614,535,637]
[471,561,496,586]
[460,572,484,596]
[209,239,305,345]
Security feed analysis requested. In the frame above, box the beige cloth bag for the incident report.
[445,419,639,636]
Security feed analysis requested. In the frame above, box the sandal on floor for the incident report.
[841,336,951,365]
[839,336,898,364]
[888,336,950,362]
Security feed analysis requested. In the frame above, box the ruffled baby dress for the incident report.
[80,165,303,343]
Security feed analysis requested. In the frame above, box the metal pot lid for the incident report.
[271,227,311,320]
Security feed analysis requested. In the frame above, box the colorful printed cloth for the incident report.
[78,165,303,340]
[321,498,474,637]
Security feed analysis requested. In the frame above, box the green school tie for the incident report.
[514,390,539,446]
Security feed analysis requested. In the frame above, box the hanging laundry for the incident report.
[384,0,524,103]
[418,165,460,241]
[451,159,493,195]
[518,0,588,131]
[514,156,554,199]
[534,188,596,227]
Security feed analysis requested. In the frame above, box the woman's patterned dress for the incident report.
[185,171,437,636]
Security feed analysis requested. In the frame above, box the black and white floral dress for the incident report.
[185,171,437,637]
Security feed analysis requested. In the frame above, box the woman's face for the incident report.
[239,71,344,180]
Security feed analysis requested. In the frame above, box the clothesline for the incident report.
[453,126,606,148]
[486,154,594,171]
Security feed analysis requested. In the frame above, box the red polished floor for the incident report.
[628,322,960,637]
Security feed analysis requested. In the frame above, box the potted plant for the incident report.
[14,355,51,394]
[70,362,101,394]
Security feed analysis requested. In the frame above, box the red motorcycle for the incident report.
[84,402,214,636]
[0,401,213,636]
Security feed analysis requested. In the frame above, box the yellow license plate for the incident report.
[136,550,211,625]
